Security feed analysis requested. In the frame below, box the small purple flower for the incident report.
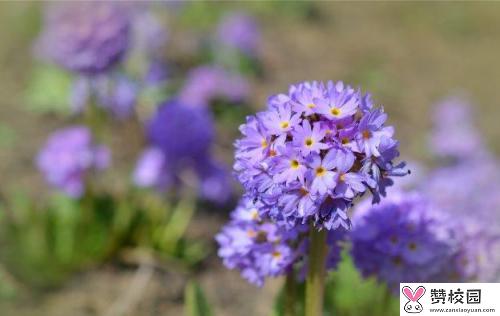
[36,126,110,198]
[308,151,337,195]
[292,120,328,156]
[258,104,301,135]
[37,2,131,75]
[216,12,260,57]
[178,65,249,108]
[316,82,358,120]
[290,81,327,116]
[234,80,406,230]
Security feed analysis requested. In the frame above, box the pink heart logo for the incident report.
[402,286,426,302]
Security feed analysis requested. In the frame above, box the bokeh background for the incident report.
[0,2,499,316]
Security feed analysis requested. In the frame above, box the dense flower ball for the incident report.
[216,12,260,57]
[36,126,110,198]
[350,192,467,292]
[133,100,231,203]
[38,2,131,75]
[178,66,249,108]
[430,96,486,161]
[216,197,345,287]
[234,81,407,230]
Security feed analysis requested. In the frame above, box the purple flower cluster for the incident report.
[216,197,345,286]
[350,191,464,292]
[430,96,486,161]
[178,66,249,108]
[71,75,138,119]
[234,81,407,230]
[36,126,110,198]
[37,2,131,75]
[216,12,260,57]
[133,100,231,203]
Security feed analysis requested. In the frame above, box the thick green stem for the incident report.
[284,271,296,316]
[305,227,327,316]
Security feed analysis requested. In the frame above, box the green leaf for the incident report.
[24,64,72,114]
[184,281,213,316]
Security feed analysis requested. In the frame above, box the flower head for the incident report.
[216,197,345,287]
[234,80,406,230]
[37,2,131,75]
[350,191,466,292]
[36,126,110,198]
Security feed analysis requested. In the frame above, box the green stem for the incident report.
[284,271,297,316]
[305,227,327,316]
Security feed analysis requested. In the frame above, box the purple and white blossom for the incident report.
[234,80,407,230]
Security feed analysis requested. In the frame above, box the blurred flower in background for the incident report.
[430,96,486,161]
[36,126,110,198]
[71,75,138,119]
[134,100,231,203]
[36,2,131,75]
[350,191,467,293]
[178,65,249,108]
[216,12,260,57]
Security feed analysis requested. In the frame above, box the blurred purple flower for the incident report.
[216,12,260,57]
[430,96,486,161]
[178,65,249,108]
[70,75,138,119]
[422,158,500,282]
[351,191,466,292]
[37,2,131,75]
[133,100,232,203]
[36,126,110,198]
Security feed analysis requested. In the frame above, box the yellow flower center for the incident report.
[362,130,371,139]
[339,173,346,182]
[250,209,259,220]
[307,103,316,109]
[261,139,268,148]
[280,121,290,129]
[341,137,350,145]
[272,251,282,259]
[305,138,313,147]
[290,159,300,169]
[330,107,341,116]
[315,166,326,176]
